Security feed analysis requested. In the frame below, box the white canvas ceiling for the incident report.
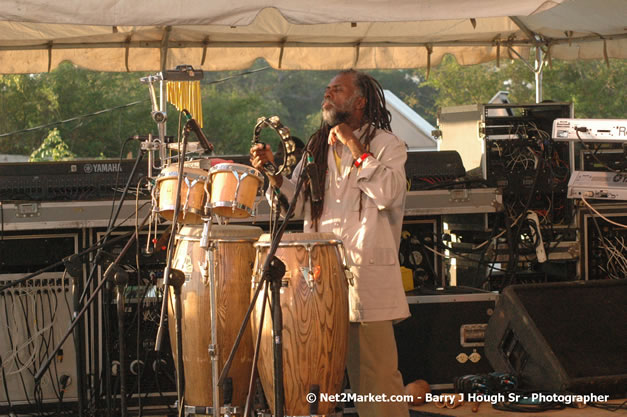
[0,0,625,73]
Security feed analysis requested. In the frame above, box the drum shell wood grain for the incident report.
[209,163,263,218]
[157,165,208,224]
[251,232,349,416]
[168,225,262,407]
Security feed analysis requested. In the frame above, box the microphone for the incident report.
[182,110,214,152]
[305,154,322,203]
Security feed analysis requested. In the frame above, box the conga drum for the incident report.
[251,232,349,416]
[155,164,209,224]
[168,225,263,411]
[209,163,264,218]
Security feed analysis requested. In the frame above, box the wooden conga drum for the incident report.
[251,232,349,416]
[209,163,264,218]
[155,164,209,224]
[169,224,262,410]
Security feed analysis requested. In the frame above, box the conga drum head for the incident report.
[169,224,262,409]
[252,232,349,416]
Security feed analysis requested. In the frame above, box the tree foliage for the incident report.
[29,128,76,161]
[418,53,626,119]
[0,57,623,160]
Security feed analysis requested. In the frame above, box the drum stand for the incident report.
[219,167,310,417]
[179,214,244,417]
[200,216,223,417]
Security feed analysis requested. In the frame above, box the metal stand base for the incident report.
[180,403,242,417]
[255,412,343,417]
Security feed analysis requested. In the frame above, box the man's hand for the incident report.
[249,143,283,187]
[328,123,366,160]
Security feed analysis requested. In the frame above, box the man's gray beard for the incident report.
[322,108,350,127]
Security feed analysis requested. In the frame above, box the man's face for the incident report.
[322,73,361,127]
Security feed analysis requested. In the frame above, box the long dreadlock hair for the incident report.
[304,69,392,230]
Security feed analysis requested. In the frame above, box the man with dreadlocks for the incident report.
[251,70,410,417]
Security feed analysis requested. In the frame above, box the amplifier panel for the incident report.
[0,272,78,406]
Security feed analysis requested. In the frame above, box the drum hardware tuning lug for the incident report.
[344,268,355,286]
[200,219,212,249]
[281,278,290,287]
[208,343,218,357]
[200,262,209,282]
[181,176,196,219]
[336,243,355,286]
[231,170,248,213]
[306,245,316,290]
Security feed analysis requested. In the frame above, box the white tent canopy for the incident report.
[0,0,625,73]
[384,90,438,151]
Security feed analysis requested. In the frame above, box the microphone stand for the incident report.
[152,116,191,417]
[113,266,130,417]
[218,164,309,417]
[154,119,190,352]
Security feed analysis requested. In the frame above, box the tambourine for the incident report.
[252,116,298,176]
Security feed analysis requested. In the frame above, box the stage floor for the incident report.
[410,400,627,416]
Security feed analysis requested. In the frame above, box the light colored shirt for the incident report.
[270,125,410,322]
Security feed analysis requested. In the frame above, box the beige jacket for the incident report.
[271,125,410,322]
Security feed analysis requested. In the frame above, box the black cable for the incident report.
[589,399,627,411]
[152,355,175,413]
[0,353,13,411]
[409,233,440,285]
[45,289,64,403]
[0,100,150,138]
[134,176,151,417]
[1,201,4,240]
[108,137,134,232]
[16,291,34,405]
[421,178,488,190]
[38,289,60,402]
[504,158,545,288]
[588,207,621,279]
[0,65,272,142]
[576,130,621,173]
[34,295,48,417]
[40,289,71,415]
[35,289,58,412]
[102,271,114,417]
[493,400,565,412]
[472,213,501,288]
[4,291,32,405]
[61,270,72,321]
[427,232,509,273]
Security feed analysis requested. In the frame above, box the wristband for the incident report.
[354,152,372,168]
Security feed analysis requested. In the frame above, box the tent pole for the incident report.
[535,46,543,103]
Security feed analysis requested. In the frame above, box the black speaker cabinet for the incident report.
[485,280,627,397]
[395,292,498,390]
